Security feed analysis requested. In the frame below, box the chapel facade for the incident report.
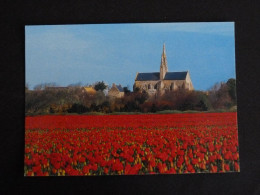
[133,44,194,96]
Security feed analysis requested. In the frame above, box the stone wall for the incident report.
[185,72,194,90]
[108,86,124,98]
[162,80,187,90]
[134,81,159,91]
[134,78,193,96]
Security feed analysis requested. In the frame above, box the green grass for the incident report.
[108,112,143,115]
[156,110,183,114]
[26,107,237,116]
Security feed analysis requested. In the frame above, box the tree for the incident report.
[68,103,88,114]
[151,103,156,113]
[135,90,149,105]
[26,83,86,114]
[123,86,131,95]
[208,82,232,110]
[226,78,236,102]
[94,81,107,91]
[196,100,208,111]
[195,91,211,111]
[33,82,57,90]
[134,87,140,93]
[33,84,45,91]
[95,90,106,106]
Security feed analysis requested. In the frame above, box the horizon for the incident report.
[25,22,236,91]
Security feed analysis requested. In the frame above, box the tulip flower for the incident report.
[224,164,230,172]
[25,112,239,176]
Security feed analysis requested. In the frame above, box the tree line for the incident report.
[25,79,236,115]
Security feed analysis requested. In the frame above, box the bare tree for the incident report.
[208,82,232,109]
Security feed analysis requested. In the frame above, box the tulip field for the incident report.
[24,112,239,176]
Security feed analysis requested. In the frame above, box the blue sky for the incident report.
[25,22,235,91]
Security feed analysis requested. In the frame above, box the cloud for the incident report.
[141,22,234,36]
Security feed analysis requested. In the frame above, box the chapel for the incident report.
[133,44,194,96]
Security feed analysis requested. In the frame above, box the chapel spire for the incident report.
[160,43,168,80]
[162,43,166,57]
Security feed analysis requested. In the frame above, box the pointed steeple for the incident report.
[162,43,166,58]
[160,43,168,80]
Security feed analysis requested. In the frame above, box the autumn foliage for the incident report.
[24,113,239,176]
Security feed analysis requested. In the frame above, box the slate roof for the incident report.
[164,72,188,80]
[136,72,160,81]
[135,71,188,81]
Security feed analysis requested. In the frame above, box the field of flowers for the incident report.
[24,113,239,176]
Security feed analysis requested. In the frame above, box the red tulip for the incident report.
[78,157,86,163]
[186,164,194,173]
[224,164,230,172]
[25,112,239,176]
[83,166,89,174]
[191,158,199,165]
[27,171,34,176]
[234,162,239,171]
[166,168,176,174]
[157,163,167,174]
[104,167,109,174]
[211,165,218,173]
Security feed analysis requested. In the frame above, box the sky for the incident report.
[25,22,236,91]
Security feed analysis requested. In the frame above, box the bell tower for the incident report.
[160,43,168,80]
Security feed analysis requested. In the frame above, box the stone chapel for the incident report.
[133,44,194,96]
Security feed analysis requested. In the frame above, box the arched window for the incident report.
[154,84,157,89]
[148,84,151,89]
